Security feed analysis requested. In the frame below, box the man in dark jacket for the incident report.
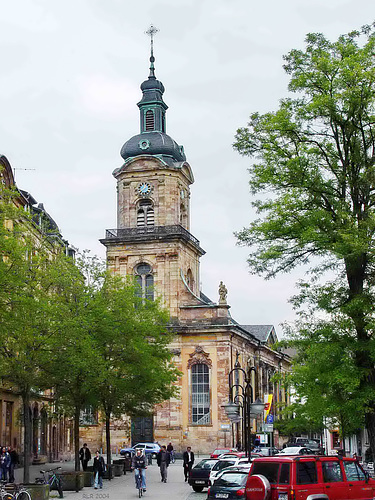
[183,446,195,482]
[156,446,170,483]
[8,447,19,483]
[93,450,105,489]
[131,448,147,492]
[79,443,92,471]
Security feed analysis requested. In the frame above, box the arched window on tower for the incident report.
[137,199,154,227]
[135,262,154,301]
[186,269,194,291]
[145,110,155,131]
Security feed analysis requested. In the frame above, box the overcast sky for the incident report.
[1,0,372,333]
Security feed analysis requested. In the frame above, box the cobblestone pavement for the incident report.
[14,459,208,500]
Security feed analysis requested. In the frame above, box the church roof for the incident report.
[240,325,277,344]
[120,132,186,163]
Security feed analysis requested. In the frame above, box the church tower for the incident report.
[101,31,205,320]
[99,29,290,454]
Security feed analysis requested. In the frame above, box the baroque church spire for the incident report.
[120,26,186,163]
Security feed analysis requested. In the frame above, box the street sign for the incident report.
[264,424,274,433]
[266,414,274,424]
[221,424,231,432]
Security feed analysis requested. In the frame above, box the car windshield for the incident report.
[215,472,247,487]
[195,460,217,470]
[212,461,236,471]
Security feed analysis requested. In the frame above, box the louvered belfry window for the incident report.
[137,199,154,227]
[145,110,155,131]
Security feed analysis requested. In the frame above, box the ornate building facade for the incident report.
[0,154,75,462]
[94,47,291,453]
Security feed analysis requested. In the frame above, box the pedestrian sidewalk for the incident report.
[14,460,196,500]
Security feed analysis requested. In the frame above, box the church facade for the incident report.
[95,47,291,454]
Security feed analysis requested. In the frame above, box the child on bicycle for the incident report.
[131,448,147,492]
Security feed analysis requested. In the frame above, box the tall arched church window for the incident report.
[137,199,154,227]
[186,269,194,290]
[145,110,155,131]
[135,263,154,301]
[191,363,210,424]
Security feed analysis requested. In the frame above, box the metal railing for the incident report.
[104,225,201,247]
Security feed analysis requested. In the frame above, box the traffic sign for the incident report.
[264,424,274,433]
[266,414,274,424]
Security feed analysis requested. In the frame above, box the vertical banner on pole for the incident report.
[264,394,273,422]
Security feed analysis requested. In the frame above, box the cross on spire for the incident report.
[145,24,159,78]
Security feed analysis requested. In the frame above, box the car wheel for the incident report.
[152,452,157,459]
[192,486,204,492]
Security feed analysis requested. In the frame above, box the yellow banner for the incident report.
[264,394,273,422]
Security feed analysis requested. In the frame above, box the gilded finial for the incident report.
[145,25,159,78]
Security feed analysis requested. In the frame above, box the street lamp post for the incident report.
[223,354,264,458]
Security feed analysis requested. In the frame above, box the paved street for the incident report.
[13,460,207,500]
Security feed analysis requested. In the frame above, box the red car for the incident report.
[245,455,375,500]
[210,448,238,459]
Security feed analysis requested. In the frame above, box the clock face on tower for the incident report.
[138,182,152,196]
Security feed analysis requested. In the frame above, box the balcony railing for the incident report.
[104,225,202,249]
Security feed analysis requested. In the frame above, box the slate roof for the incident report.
[240,325,276,343]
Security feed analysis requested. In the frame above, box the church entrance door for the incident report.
[131,416,153,445]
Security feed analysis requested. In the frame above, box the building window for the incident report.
[145,110,155,131]
[137,199,154,227]
[135,263,154,301]
[191,363,210,424]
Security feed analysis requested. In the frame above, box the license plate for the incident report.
[278,494,288,500]
[195,480,205,484]
[215,494,229,499]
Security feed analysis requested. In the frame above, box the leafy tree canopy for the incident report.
[234,24,375,449]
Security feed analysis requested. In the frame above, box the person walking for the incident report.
[156,445,170,483]
[131,448,147,492]
[1,448,10,482]
[167,442,174,463]
[93,450,105,489]
[183,446,195,482]
[79,443,92,471]
[8,447,19,483]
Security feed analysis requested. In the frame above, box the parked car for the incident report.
[276,446,315,455]
[211,448,238,458]
[209,458,251,484]
[245,455,375,500]
[188,459,218,492]
[256,446,279,456]
[208,469,249,500]
[120,442,160,458]
[218,452,247,459]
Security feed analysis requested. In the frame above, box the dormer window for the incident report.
[137,199,154,227]
[145,110,155,131]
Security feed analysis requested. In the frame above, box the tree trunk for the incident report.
[365,412,375,460]
[74,406,80,471]
[105,412,111,480]
[22,391,31,484]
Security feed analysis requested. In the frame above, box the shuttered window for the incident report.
[145,110,155,131]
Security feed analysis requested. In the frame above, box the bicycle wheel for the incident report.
[17,491,31,500]
[3,493,14,500]
[56,478,63,499]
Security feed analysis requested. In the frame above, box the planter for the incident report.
[57,471,84,492]
[102,467,114,480]
[82,471,94,487]
[22,484,49,500]
[112,464,122,477]
[112,459,126,475]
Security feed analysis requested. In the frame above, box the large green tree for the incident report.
[90,274,179,473]
[234,24,375,450]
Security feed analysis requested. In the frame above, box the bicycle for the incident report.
[0,481,31,500]
[135,469,143,498]
[35,467,63,498]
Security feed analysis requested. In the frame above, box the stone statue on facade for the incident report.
[218,281,228,304]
